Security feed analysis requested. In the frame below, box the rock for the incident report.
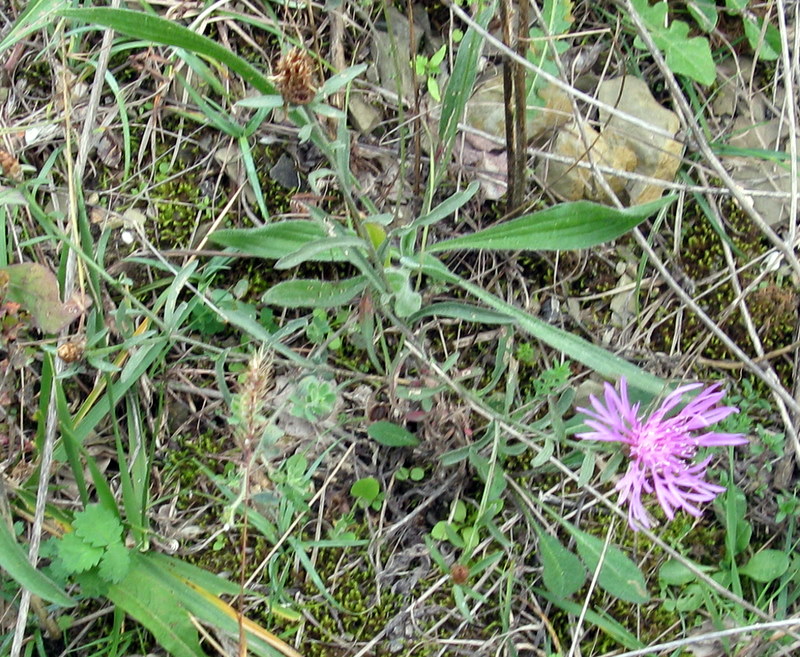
[536,119,637,201]
[609,273,636,328]
[348,93,382,134]
[464,72,573,144]
[724,157,796,227]
[728,117,783,150]
[713,57,794,227]
[597,76,684,205]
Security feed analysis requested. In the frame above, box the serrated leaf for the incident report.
[537,529,586,597]
[73,569,110,598]
[631,0,715,85]
[572,529,649,603]
[262,276,367,308]
[739,550,790,583]
[427,196,675,252]
[58,532,104,574]
[0,520,74,607]
[99,543,132,584]
[73,504,123,548]
[367,421,420,447]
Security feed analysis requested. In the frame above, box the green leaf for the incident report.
[261,276,367,308]
[399,181,480,236]
[572,529,649,603]
[535,587,645,650]
[631,0,715,84]
[275,235,366,270]
[236,95,286,110]
[0,0,67,54]
[119,552,301,656]
[73,504,123,548]
[408,301,515,325]
[536,528,586,598]
[631,0,667,31]
[687,0,718,32]
[106,553,204,657]
[58,8,275,95]
[367,421,420,447]
[210,221,337,260]
[742,15,781,61]
[98,543,132,584]
[429,44,447,68]
[318,63,368,98]
[659,22,716,86]
[385,268,422,317]
[57,533,104,574]
[0,520,75,607]
[73,570,109,598]
[350,477,380,504]
[404,254,668,397]
[659,559,699,586]
[427,196,675,252]
[724,0,748,12]
[427,76,441,102]
[438,4,493,165]
[431,521,449,540]
[739,549,790,583]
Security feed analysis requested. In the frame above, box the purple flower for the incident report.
[577,377,747,530]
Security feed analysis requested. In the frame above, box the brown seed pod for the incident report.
[450,563,469,585]
[272,48,317,106]
[0,149,22,182]
[57,339,85,363]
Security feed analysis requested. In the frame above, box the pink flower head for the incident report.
[577,377,747,531]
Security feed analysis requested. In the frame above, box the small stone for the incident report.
[348,94,382,134]
[537,119,637,201]
[597,76,684,205]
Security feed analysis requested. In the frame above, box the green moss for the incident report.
[651,194,797,387]
[257,537,492,657]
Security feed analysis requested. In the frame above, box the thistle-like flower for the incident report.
[272,47,317,106]
[577,377,747,530]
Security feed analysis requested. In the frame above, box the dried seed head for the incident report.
[450,564,469,585]
[0,149,22,182]
[273,48,317,106]
[57,339,85,363]
[233,347,274,448]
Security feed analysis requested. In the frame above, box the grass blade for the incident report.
[58,8,275,94]
[403,254,668,397]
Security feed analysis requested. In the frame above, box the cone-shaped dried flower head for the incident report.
[577,377,747,531]
[273,47,317,105]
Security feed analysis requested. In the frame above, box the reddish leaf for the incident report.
[2,264,89,333]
